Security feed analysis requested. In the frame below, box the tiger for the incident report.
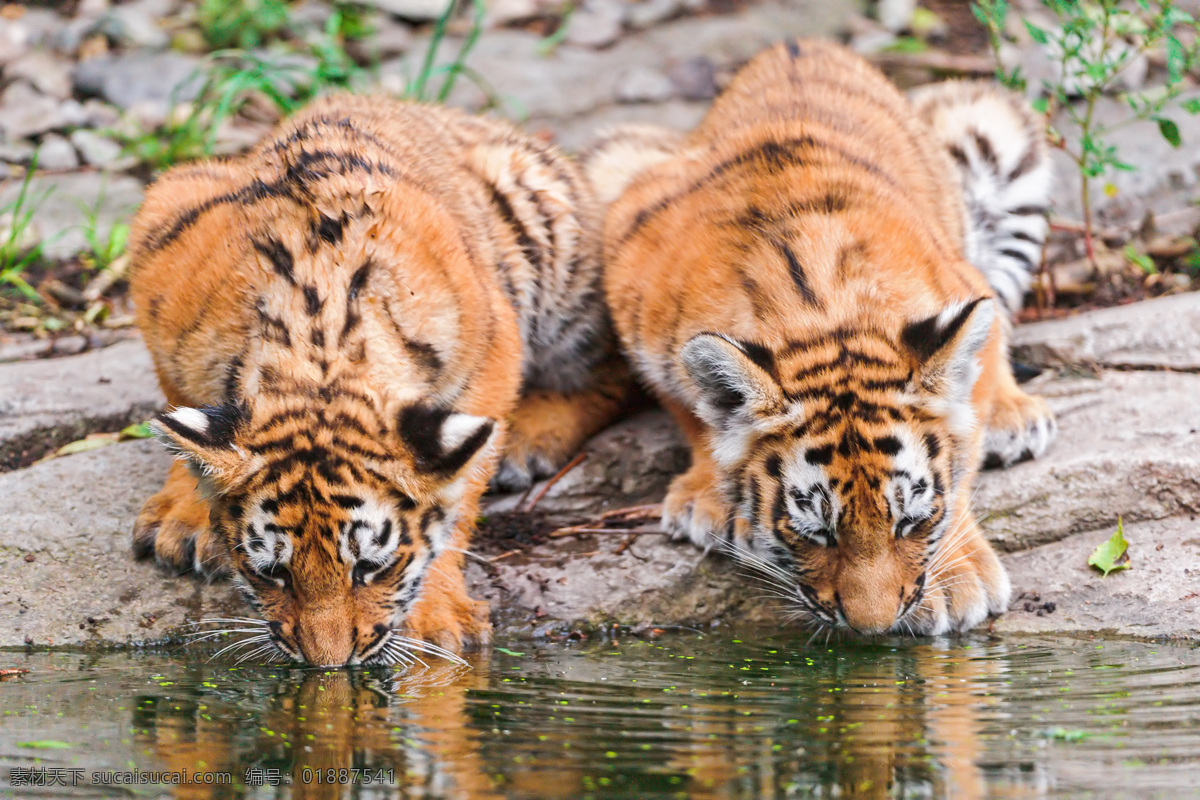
[127,94,630,666]
[591,39,1056,636]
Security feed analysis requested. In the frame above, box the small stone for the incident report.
[484,0,542,27]
[346,14,413,61]
[616,67,675,103]
[79,98,120,129]
[668,55,716,101]
[76,0,112,16]
[96,7,170,50]
[565,0,624,48]
[35,134,79,171]
[0,18,29,65]
[4,49,74,99]
[73,51,203,110]
[876,0,916,32]
[627,0,681,29]
[69,129,122,168]
[359,0,453,21]
[0,82,67,139]
[0,140,35,165]
[23,553,35,563]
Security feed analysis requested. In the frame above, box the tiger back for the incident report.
[129,96,628,665]
[599,40,1056,635]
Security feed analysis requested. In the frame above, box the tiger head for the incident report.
[680,298,997,636]
[153,398,497,666]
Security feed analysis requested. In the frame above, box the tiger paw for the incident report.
[982,388,1056,469]
[132,465,229,576]
[490,390,593,492]
[911,534,1011,634]
[662,463,734,551]
[402,566,492,654]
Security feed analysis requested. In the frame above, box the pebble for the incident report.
[616,67,675,103]
[72,51,203,110]
[69,129,123,168]
[0,82,67,139]
[627,0,683,29]
[484,0,543,27]
[4,49,74,99]
[668,55,716,100]
[346,14,414,61]
[0,18,29,65]
[96,7,170,50]
[876,0,916,32]
[359,0,453,21]
[566,0,626,49]
[36,134,79,171]
[0,140,34,165]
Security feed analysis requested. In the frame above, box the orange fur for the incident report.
[129,95,627,664]
[598,40,1055,635]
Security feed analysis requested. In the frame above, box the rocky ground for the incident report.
[0,0,1199,651]
[2,293,1198,648]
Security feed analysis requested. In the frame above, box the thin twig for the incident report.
[548,526,667,538]
[524,452,587,512]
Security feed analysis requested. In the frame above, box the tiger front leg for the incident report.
[401,546,491,653]
[133,460,231,576]
[909,510,1011,635]
[491,356,634,492]
[660,398,737,551]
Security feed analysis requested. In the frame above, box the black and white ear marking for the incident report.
[398,404,496,477]
[902,297,995,403]
[154,403,247,449]
[681,333,783,420]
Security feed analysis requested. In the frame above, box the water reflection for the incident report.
[3,635,1200,799]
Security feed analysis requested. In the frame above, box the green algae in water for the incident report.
[2,634,1200,798]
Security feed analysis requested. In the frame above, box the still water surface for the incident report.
[2,633,1199,799]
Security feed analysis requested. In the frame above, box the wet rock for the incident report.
[996,516,1200,640]
[72,51,203,110]
[35,134,79,171]
[0,340,164,472]
[69,129,124,168]
[4,49,74,99]
[0,440,243,649]
[616,66,675,103]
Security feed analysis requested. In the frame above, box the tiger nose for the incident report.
[837,590,899,636]
[295,610,355,666]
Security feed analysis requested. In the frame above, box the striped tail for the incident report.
[911,82,1052,317]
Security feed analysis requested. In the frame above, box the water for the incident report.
[2,633,1199,799]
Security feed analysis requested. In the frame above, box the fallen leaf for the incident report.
[17,740,72,749]
[495,647,525,657]
[120,421,155,440]
[0,668,29,679]
[1088,517,1131,577]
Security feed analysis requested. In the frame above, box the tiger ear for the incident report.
[398,403,497,478]
[681,333,785,465]
[902,297,995,403]
[152,402,255,489]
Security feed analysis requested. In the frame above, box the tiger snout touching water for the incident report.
[594,40,1056,636]
[128,96,629,666]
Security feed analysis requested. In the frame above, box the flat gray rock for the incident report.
[996,516,1200,640]
[0,440,243,649]
[0,339,164,470]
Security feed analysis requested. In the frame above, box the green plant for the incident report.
[406,0,487,103]
[0,156,51,302]
[198,0,291,49]
[973,1,1200,269]
[77,189,130,272]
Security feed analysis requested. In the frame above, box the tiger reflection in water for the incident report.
[132,645,1006,800]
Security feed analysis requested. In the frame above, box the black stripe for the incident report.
[971,130,998,170]
[487,183,543,270]
[999,247,1036,271]
[777,240,819,306]
[1006,146,1040,182]
[253,238,295,283]
[303,285,323,316]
